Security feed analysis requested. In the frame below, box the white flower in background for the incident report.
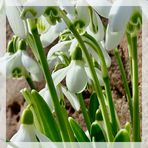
[86,9,104,42]
[6,6,28,38]
[86,0,112,18]
[40,20,66,48]
[0,50,43,81]
[39,84,80,111]
[105,0,142,50]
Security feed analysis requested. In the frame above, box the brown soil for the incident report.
[6,23,142,140]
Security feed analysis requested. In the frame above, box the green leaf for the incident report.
[124,122,131,135]
[114,129,130,142]
[21,88,62,141]
[69,117,90,142]
[90,121,106,142]
[89,92,99,123]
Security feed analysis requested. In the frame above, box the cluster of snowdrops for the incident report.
[0,0,145,146]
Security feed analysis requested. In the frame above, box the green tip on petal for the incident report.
[18,39,27,51]
[7,40,14,53]
[71,46,82,60]
[21,107,34,125]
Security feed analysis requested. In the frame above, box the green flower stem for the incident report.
[27,20,75,142]
[77,93,91,133]
[126,33,133,79]
[82,34,120,135]
[25,76,35,90]
[131,36,141,141]
[114,48,133,123]
[59,9,114,141]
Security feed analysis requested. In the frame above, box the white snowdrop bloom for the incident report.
[0,50,43,81]
[52,59,104,94]
[6,6,28,38]
[105,0,142,50]
[39,84,80,111]
[74,0,90,29]
[8,108,51,148]
[40,21,66,48]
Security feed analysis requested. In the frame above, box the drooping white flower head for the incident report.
[6,6,28,38]
[105,0,142,50]
[0,50,43,81]
[8,108,51,148]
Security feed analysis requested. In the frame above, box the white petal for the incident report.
[39,87,54,111]
[40,21,66,48]
[86,0,112,18]
[37,15,50,34]
[22,0,46,19]
[61,86,80,111]
[21,51,44,81]
[85,67,104,86]
[10,125,37,142]
[47,40,72,60]
[6,51,26,78]
[66,60,88,93]
[69,39,78,55]
[105,24,124,50]
[99,41,111,67]
[87,12,104,41]
[109,0,133,32]
[52,65,71,86]
[35,129,51,142]
[6,6,27,38]
[75,0,90,28]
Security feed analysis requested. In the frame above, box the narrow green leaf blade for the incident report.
[69,117,90,142]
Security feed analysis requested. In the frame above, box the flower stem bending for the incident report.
[114,48,133,123]
[59,9,114,141]
[82,34,120,135]
[27,20,75,142]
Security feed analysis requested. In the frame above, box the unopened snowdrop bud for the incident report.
[6,6,27,38]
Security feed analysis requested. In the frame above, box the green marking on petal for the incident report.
[12,67,23,78]
[21,8,37,19]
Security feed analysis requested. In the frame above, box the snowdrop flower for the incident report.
[8,108,51,148]
[39,84,80,111]
[52,46,104,93]
[6,6,28,38]
[0,49,43,81]
[41,20,66,48]
[105,0,142,50]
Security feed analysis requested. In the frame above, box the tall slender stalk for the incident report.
[131,36,141,141]
[27,20,75,142]
[114,48,133,123]
[59,9,114,141]
[77,93,91,133]
[82,34,120,135]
